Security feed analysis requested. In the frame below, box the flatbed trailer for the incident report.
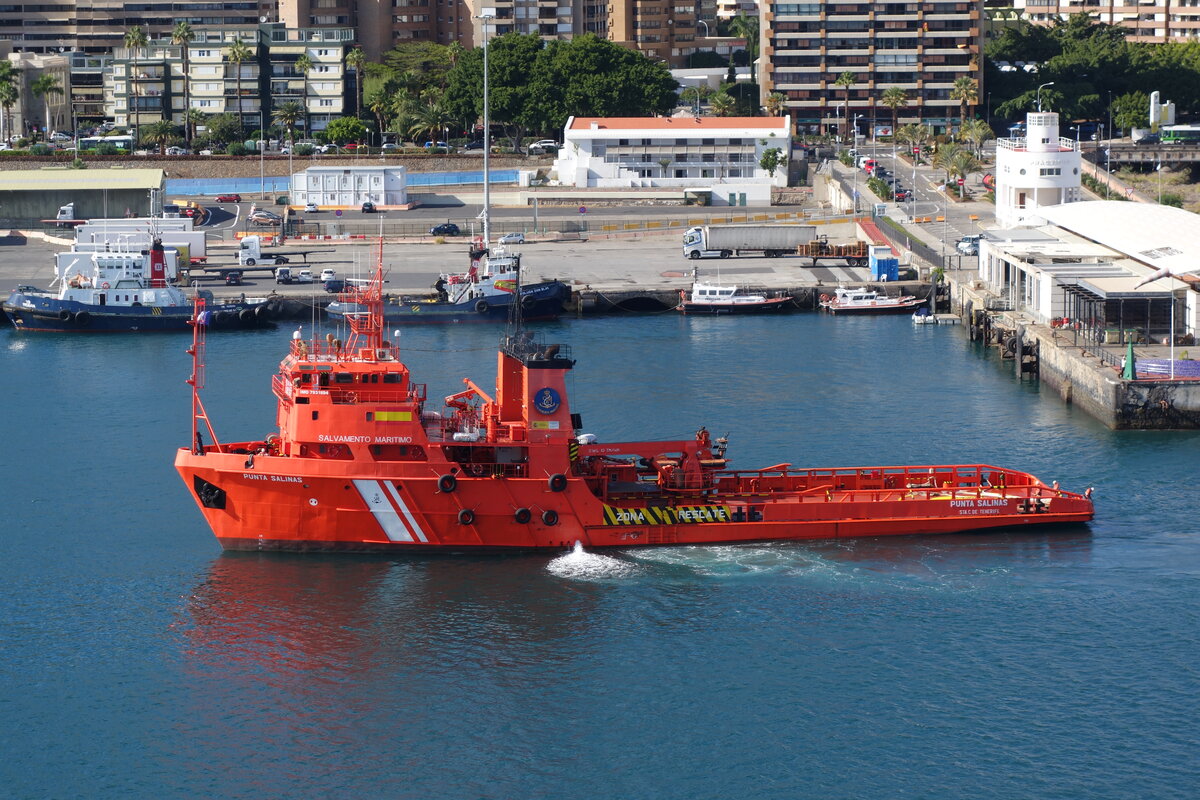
[795,235,869,267]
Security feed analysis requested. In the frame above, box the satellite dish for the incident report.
[260,15,268,22]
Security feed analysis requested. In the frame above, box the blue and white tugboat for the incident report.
[2,239,276,332]
[326,242,569,325]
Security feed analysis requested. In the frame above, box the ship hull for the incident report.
[177,450,1093,552]
[329,281,570,325]
[679,298,793,315]
[3,293,274,332]
[821,298,924,315]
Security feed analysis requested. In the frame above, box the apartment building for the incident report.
[0,48,71,138]
[761,0,984,136]
[0,1,271,54]
[1015,0,1200,42]
[105,23,354,134]
[280,0,471,56]
[607,0,719,66]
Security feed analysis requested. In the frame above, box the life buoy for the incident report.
[474,299,489,314]
[514,507,532,524]
[820,294,831,303]
[101,282,110,289]
[458,508,476,525]
[548,473,568,492]
[541,509,559,526]
[437,474,457,493]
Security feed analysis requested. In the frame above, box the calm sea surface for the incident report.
[1,313,1197,799]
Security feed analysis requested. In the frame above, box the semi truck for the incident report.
[683,224,818,259]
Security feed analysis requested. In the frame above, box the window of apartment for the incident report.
[1039,167,1061,176]
[318,99,334,107]
[774,3,820,12]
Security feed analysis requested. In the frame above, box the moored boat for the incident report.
[677,281,793,315]
[326,243,569,325]
[2,239,276,333]
[175,257,1095,553]
[819,286,923,315]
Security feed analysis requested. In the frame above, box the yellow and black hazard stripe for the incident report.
[568,440,579,462]
[152,307,163,316]
[602,504,731,526]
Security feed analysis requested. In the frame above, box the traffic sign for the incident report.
[957,177,964,186]
[335,209,342,216]
[579,206,587,214]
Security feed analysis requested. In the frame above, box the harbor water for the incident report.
[1,314,1197,798]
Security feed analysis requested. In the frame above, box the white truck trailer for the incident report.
[682,224,818,259]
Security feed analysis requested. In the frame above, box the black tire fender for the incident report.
[474,299,489,314]
[74,310,91,326]
[458,508,475,525]
[514,507,532,524]
[57,309,71,321]
[437,474,457,493]
[548,473,568,492]
[541,509,559,526]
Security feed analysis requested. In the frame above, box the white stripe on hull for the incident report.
[353,479,413,542]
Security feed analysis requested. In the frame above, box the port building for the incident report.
[0,168,164,221]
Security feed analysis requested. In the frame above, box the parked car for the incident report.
[430,222,461,236]
[249,210,282,225]
[319,268,337,282]
[304,201,319,213]
[361,200,377,213]
[323,278,347,293]
[527,139,558,154]
[463,140,486,151]
[294,269,314,283]
[956,234,982,256]
[498,232,525,244]
[224,270,243,286]
[1135,133,1161,145]
[215,193,241,203]
[381,143,399,151]
[893,188,912,201]
[423,141,450,149]
[275,266,293,284]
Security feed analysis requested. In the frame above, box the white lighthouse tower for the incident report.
[994,112,1082,228]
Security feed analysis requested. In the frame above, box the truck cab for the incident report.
[682,227,730,260]
[238,234,289,267]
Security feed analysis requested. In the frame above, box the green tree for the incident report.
[124,25,148,136]
[227,37,252,133]
[295,53,313,137]
[709,92,735,116]
[273,101,303,150]
[880,86,908,138]
[324,116,367,145]
[203,112,241,145]
[959,119,994,159]
[834,71,855,142]
[951,77,979,136]
[1112,91,1149,134]
[140,120,177,155]
[184,107,206,144]
[409,98,453,146]
[948,149,982,196]
[30,74,63,140]
[364,87,394,142]
[727,14,759,60]
[0,61,19,143]
[759,146,783,177]
[171,21,194,145]
[764,91,787,116]
[380,41,458,98]
[932,142,962,184]
[345,46,366,119]
[896,123,933,162]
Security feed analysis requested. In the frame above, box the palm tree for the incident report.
[709,92,735,117]
[834,71,855,142]
[171,22,194,146]
[184,107,206,144]
[764,92,786,117]
[345,46,365,119]
[408,97,453,146]
[879,87,908,141]
[895,122,933,164]
[30,74,63,141]
[959,119,994,160]
[272,100,303,149]
[0,61,18,143]
[226,36,252,133]
[294,53,313,139]
[950,76,979,139]
[141,120,177,155]
[124,25,148,135]
[932,142,962,186]
[948,150,982,197]
[727,14,759,60]
[365,87,393,143]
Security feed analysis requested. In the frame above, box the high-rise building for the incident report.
[606,0,714,66]
[761,0,984,137]
[0,1,273,54]
[105,23,353,134]
[1015,0,1200,43]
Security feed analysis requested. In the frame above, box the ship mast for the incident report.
[343,236,385,351]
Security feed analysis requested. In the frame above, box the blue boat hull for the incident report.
[332,281,570,325]
[2,293,276,333]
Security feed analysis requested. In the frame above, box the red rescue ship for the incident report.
[175,262,1094,552]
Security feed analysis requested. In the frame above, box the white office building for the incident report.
[551,116,791,206]
[994,112,1083,228]
[291,165,408,208]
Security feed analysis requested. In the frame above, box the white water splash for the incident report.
[547,541,636,580]
[627,544,838,578]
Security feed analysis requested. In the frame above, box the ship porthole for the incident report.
[542,509,559,526]
[308,498,318,506]
[514,507,532,524]
[458,508,476,525]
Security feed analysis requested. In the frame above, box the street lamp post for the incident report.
[697,19,709,38]
[260,108,266,201]
[474,13,494,245]
[851,113,863,214]
[1037,81,1055,112]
